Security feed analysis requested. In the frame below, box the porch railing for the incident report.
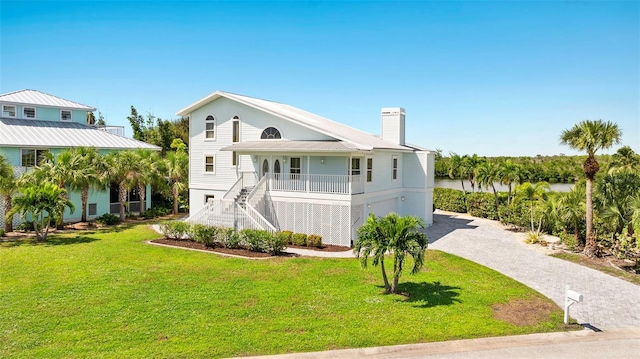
[187,198,274,233]
[268,173,363,195]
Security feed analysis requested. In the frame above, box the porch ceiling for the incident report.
[220,140,368,153]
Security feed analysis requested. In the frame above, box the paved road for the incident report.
[426,211,640,330]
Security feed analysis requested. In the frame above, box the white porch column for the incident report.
[306,155,310,193]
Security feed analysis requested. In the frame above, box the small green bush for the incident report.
[306,234,322,248]
[240,229,273,252]
[278,230,293,244]
[142,207,171,219]
[159,221,191,240]
[95,214,120,226]
[16,221,34,232]
[217,227,240,249]
[497,202,530,230]
[264,233,287,255]
[466,192,499,220]
[291,233,307,246]
[0,229,5,237]
[190,224,217,247]
[433,188,467,213]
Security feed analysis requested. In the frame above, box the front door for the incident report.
[262,158,269,178]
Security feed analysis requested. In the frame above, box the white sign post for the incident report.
[564,285,584,324]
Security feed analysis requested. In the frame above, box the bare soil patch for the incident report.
[492,298,558,326]
[151,238,298,258]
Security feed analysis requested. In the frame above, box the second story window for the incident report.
[290,157,301,177]
[366,158,373,182]
[205,155,215,173]
[232,116,240,143]
[351,158,361,176]
[2,105,16,118]
[23,107,36,119]
[392,156,398,180]
[205,115,215,139]
[61,110,72,122]
[261,127,281,139]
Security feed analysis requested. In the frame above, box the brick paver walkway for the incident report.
[426,211,640,330]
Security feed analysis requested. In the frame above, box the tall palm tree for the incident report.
[560,119,622,257]
[498,160,522,204]
[0,154,18,232]
[64,147,105,222]
[164,149,188,214]
[354,213,428,294]
[475,161,500,209]
[558,185,586,246]
[448,153,466,192]
[460,154,482,192]
[515,182,550,233]
[133,149,160,214]
[106,151,139,221]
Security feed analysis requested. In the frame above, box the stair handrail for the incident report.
[241,203,277,233]
[223,173,245,200]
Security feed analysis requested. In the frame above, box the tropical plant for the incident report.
[498,160,523,204]
[560,119,622,257]
[448,153,466,192]
[106,151,139,221]
[354,213,428,294]
[0,154,18,232]
[475,161,500,209]
[163,147,189,215]
[514,182,550,234]
[63,147,104,222]
[557,185,586,246]
[609,146,640,173]
[596,170,640,237]
[133,149,161,214]
[461,154,483,192]
[7,184,74,241]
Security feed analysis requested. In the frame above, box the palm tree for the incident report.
[354,213,428,294]
[609,146,639,173]
[514,182,550,233]
[106,151,139,221]
[560,119,622,257]
[8,183,74,241]
[461,154,482,192]
[164,148,188,214]
[64,147,105,222]
[475,161,500,209]
[448,153,466,192]
[596,170,640,236]
[133,149,160,214]
[498,160,522,204]
[558,185,586,246]
[0,154,18,232]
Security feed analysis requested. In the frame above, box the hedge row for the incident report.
[433,188,527,227]
[158,221,323,255]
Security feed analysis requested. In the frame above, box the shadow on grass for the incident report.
[393,281,462,308]
[1,235,101,247]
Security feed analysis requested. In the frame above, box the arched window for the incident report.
[232,115,240,143]
[205,115,215,139]
[261,127,281,139]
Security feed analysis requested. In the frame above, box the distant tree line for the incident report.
[127,106,189,154]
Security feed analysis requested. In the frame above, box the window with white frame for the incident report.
[23,106,36,119]
[2,105,16,118]
[261,127,281,139]
[351,158,361,176]
[290,157,301,178]
[205,194,215,204]
[205,155,215,173]
[392,156,398,180]
[21,148,49,167]
[366,158,373,182]
[205,115,215,139]
[232,151,238,166]
[232,116,240,143]
[60,110,72,121]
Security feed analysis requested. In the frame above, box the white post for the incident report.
[564,285,584,324]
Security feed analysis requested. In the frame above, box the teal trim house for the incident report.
[0,89,160,228]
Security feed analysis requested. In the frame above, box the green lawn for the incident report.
[1,224,569,358]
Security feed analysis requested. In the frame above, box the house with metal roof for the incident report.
[0,89,160,228]
[178,91,434,247]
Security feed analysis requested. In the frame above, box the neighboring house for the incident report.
[177,91,435,247]
[0,89,160,228]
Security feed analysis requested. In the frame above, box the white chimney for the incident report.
[380,107,405,146]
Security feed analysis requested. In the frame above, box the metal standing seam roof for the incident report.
[0,118,160,150]
[220,140,366,153]
[176,91,418,152]
[0,89,96,110]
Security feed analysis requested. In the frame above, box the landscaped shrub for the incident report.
[217,227,240,249]
[497,202,530,230]
[16,221,34,232]
[240,229,273,252]
[306,234,322,248]
[142,206,171,219]
[278,230,293,244]
[159,221,191,240]
[466,192,499,220]
[95,213,120,226]
[264,232,287,255]
[433,188,467,213]
[190,224,217,247]
[0,229,5,237]
[291,233,307,246]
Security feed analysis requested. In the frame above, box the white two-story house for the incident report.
[177,91,434,247]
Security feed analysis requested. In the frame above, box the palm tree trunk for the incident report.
[81,187,88,222]
[584,177,597,257]
[4,194,13,232]
[507,184,512,204]
[172,185,179,215]
[138,183,146,214]
[380,257,391,293]
[119,182,127,222]
[491,184,499,211]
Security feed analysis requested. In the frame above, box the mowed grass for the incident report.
[1,224,567,358]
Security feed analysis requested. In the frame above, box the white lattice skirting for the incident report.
[272,201,352,246]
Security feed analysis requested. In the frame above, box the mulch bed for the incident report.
[151,239,298,258]
[287,244,351,252]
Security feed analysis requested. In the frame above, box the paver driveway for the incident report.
[426,211,640,330]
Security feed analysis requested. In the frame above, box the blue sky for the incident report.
[1,1,638,157]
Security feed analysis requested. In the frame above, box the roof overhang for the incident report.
[220,140,371,153]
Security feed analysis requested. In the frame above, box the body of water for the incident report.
[434,178,574,192]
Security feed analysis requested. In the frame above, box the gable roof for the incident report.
[176,91,413,152]
[0,117,159,150]
[0,89,96,111]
